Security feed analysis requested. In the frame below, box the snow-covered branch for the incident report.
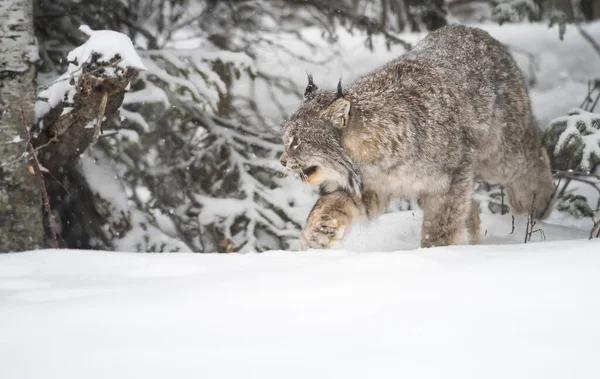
[33,25,145,175]
[547,108,600,172]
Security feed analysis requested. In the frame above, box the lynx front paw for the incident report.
[300,214,347,250]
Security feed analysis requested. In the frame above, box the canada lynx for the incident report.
[280,25,555,249]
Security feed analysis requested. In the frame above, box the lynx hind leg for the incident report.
[420,173,473,248]
[467,199,480,244]
[505,148,556,220]
[301,192,357,250]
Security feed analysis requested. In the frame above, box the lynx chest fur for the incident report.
[280,24,555,250]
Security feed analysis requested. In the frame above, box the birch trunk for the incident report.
[0,0,44,252]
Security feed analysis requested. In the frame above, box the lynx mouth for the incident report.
[298,166,319,182]
[301,166,318,177]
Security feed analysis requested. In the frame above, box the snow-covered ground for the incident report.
[1,214,599,379]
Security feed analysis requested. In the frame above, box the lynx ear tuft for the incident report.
[304,73,318,101]
[320,97,351,129]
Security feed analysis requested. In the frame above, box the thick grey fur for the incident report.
[280,24,555,249]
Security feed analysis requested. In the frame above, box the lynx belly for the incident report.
[361,164,450,199]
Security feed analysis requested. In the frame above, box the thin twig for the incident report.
[552,169,600,181]
[0,136,58,169]
[524,194,546,243]
[524,194,536,244]
[20,107,58,249]
[590,217,600,240]
[531,228,546,241]
[580,80,600,110]
[553,171,600,197]
[524,213,531,243]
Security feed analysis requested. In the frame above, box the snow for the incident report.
[122,83,170,107]
[1,221,599,378]
[491,0,539,23]
[35,25,145,121]
[335,211,589,252]
[26,45,40,63]
[80,153,192,253]
[75,25,146,71]
[4,20,600,376]
[552,108,600,171]
[125,46,253,118]
[80,154,129,214]
[118,108,150,133]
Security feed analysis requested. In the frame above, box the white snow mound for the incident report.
[73,25,146,71]
[2,237,600,379]
[35,25,145,121]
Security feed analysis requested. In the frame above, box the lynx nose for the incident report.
[279,155,287,167]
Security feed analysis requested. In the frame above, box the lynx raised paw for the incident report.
[300,213,348,250]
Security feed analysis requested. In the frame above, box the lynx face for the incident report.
[280,91,361,196]
[280,119,332,185]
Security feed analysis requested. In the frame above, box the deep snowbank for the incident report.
[2,213,599,379]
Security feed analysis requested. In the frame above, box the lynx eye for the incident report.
[288,135,301,150]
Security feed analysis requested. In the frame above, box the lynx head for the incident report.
[280,74,361,196]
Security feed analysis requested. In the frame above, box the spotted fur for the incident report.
[281,25,555,250]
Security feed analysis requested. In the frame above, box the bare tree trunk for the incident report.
[0,0,44,252]
[580,0,600,20]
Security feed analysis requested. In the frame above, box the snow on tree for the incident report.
[543,81,600,220]
[467,0,599,39]
[33,25,146,173]
[19,25,143,250]
[86,46,307,252]
[30,0,442,252]
[491,0,574,38]
[548,108,600,172]
[492,0,541,24]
